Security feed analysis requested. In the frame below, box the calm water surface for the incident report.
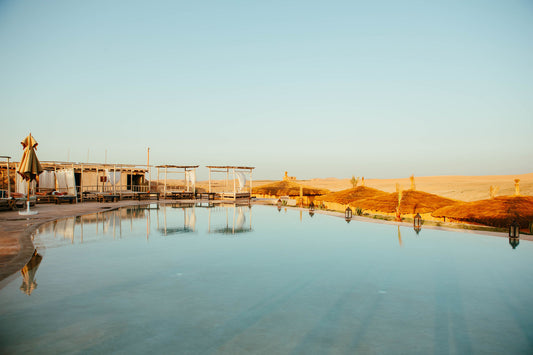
[1,204,532,354]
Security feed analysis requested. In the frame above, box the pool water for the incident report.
[1,204,532,354]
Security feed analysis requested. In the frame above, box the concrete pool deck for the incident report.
[1,200,530,284]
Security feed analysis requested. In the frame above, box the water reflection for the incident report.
[19,250,42,295]
[158,204,197,235]
[33,203,256,247]
[509,237,519,249]
[208,204,252,235]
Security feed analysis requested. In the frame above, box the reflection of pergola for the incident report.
[208,204,253,234]
[155,165,199,199]
[206,166,254,200]
[156,204,196,235]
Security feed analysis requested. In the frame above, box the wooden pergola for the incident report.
[206,165,254,200]
[155,165,199,199]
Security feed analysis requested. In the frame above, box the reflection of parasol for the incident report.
[20,249,43,295]
[17,133,43,215]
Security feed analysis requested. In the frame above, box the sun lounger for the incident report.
[96,193,120,202]
[0,198,17,211]
[54,195,76,204]
[134,192,160,201]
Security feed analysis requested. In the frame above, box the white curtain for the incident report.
[16,173,33,195]
[65,169,76,195]
[236,172,246,191]
[56,169,76,195]
[186,170,196,187]
[39,170,56,189]
[56,170,68,192]
[106,170,121,186]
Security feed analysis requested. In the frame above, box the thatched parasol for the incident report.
[252,180,329,197]
[432,196,533,228]
[398,190,460,214]
[17,133,43,215]
[315,186,389,204]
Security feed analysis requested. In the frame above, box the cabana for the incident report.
[206,166,254,200]
[155,165,199,199]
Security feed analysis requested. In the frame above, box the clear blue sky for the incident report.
[1,0,532,180]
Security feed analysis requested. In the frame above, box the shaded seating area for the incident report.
[206,166,254,200]
[155,165,199,200]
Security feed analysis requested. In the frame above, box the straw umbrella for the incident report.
[253,180,329,197]
[17,133,43,215]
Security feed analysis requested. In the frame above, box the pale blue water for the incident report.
[1,204,532,354]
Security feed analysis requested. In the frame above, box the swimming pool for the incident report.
[1,204,532,354]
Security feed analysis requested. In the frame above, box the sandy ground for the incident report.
[295,173,533,202]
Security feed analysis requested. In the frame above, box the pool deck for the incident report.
[1,200,531,284]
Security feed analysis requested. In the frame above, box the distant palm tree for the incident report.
[350,176,360,188]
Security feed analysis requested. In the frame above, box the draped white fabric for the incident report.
[16,173,36,195]
[236,172,246,191]
[56,170,67,192]
[186,170,196,186]
[65,169,76,195]
[106,170,121,186]
[56,169,76,195]
[39,170,56,189]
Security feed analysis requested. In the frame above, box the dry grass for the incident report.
[432,196,533,228]
[252,180,330,197]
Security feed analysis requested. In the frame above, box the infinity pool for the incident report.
[1,204,532,354]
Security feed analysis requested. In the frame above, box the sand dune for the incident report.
[299,173,533,202]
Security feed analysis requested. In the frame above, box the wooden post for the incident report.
[81,164,84,202]
[147,147,150,192]
[113,164,116,195]
[249,169,252,199]
[209,168,212,193]
[157,167,160,195]
[6,157,10,198]
[164,166,168,199]
[72,163,77,203]
[233,168,236,199]
[185,168,189,192]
